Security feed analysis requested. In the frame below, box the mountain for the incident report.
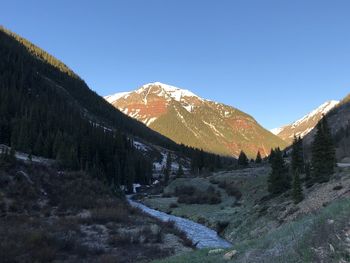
[271,100,339,144]
[301,95,350,161]
[105,82,287,158]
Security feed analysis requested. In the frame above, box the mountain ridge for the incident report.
[105,82,287,157]
[271,100,339,143]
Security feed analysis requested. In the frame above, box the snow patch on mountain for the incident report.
[270,127,284,135]
[105,82,202,105]
[104,92,131,104]
[145,117,157,126]
[203,120,225,138]
[143,82,199,101]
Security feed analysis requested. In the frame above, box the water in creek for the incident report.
[128,198,232,249]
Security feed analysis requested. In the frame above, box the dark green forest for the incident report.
[0,27,224,191]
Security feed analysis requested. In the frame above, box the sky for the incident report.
[2,0,350,129]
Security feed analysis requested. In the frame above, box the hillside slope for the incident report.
[271,100,339,144]
[302,95,350,161]
[0,26,181,150]
[106,83,287,158]
[139,165,350,263]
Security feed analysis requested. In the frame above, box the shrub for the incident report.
[169,202,178,208]
[162,192,172,198]
[209,178,220,184]
[175,186,195,196]
[216,221,229,234]
[333,185,343,191]
[218,181,242,200]
[176,186,221,205]
[108,232,135,246]
[85,206,129,224]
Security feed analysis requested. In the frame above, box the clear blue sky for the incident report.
[2,1,350,129]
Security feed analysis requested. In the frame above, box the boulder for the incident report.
[223,249,237,260]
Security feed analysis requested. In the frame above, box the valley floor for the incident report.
[136,165,350,262]
[2,153,350,263]
[0,158,194,263]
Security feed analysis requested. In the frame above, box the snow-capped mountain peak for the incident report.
[137,82,201,102]
[292,100,339,127]
[271,100,339,143]
[105,82,201,105]
[105,82,287,158]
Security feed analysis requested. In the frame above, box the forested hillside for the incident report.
[0,27,224,190]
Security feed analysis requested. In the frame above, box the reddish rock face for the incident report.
[118,100,168,118]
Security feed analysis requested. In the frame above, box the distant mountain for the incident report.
[301,95,350,161]
[105,82,287,158]
[271,100,339,144]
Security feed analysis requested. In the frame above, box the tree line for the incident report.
[267,116,336,204]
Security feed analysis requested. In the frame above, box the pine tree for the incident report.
[292,170,303,204]
[9,147,16,162]
[268,148,290,195]
[255,151,262,164]
[304,162,312,187]
[269,148,275,164]
[177,164,184,177]
[238,151,249,167]
[164,152,172,185]
[291,135,304,173]
[311,116,336,183]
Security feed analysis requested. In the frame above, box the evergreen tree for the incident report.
[177,164,184,177]
[215,155,222,169]
[304,162,312,187]
[268,148,290,195]
[292,170,303,204]
[164,152,172,185]
[9,147,16,163]
[291,135,304,173]
[269,148,275,164]
[238,151,249,167]
[255,151,262,164]
[311,116,336,183]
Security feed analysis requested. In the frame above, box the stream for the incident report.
[127,197,232,249]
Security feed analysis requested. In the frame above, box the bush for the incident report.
[209,178,220,184]
[84,206,129,224]
[218,181,242,200]
[162,192,172,198]
[108,232,136,246]
[174,186,195,196]
[216,221,229,234]
[176,186,221,205]
[333,185,343,191]
[169,202,178,208]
